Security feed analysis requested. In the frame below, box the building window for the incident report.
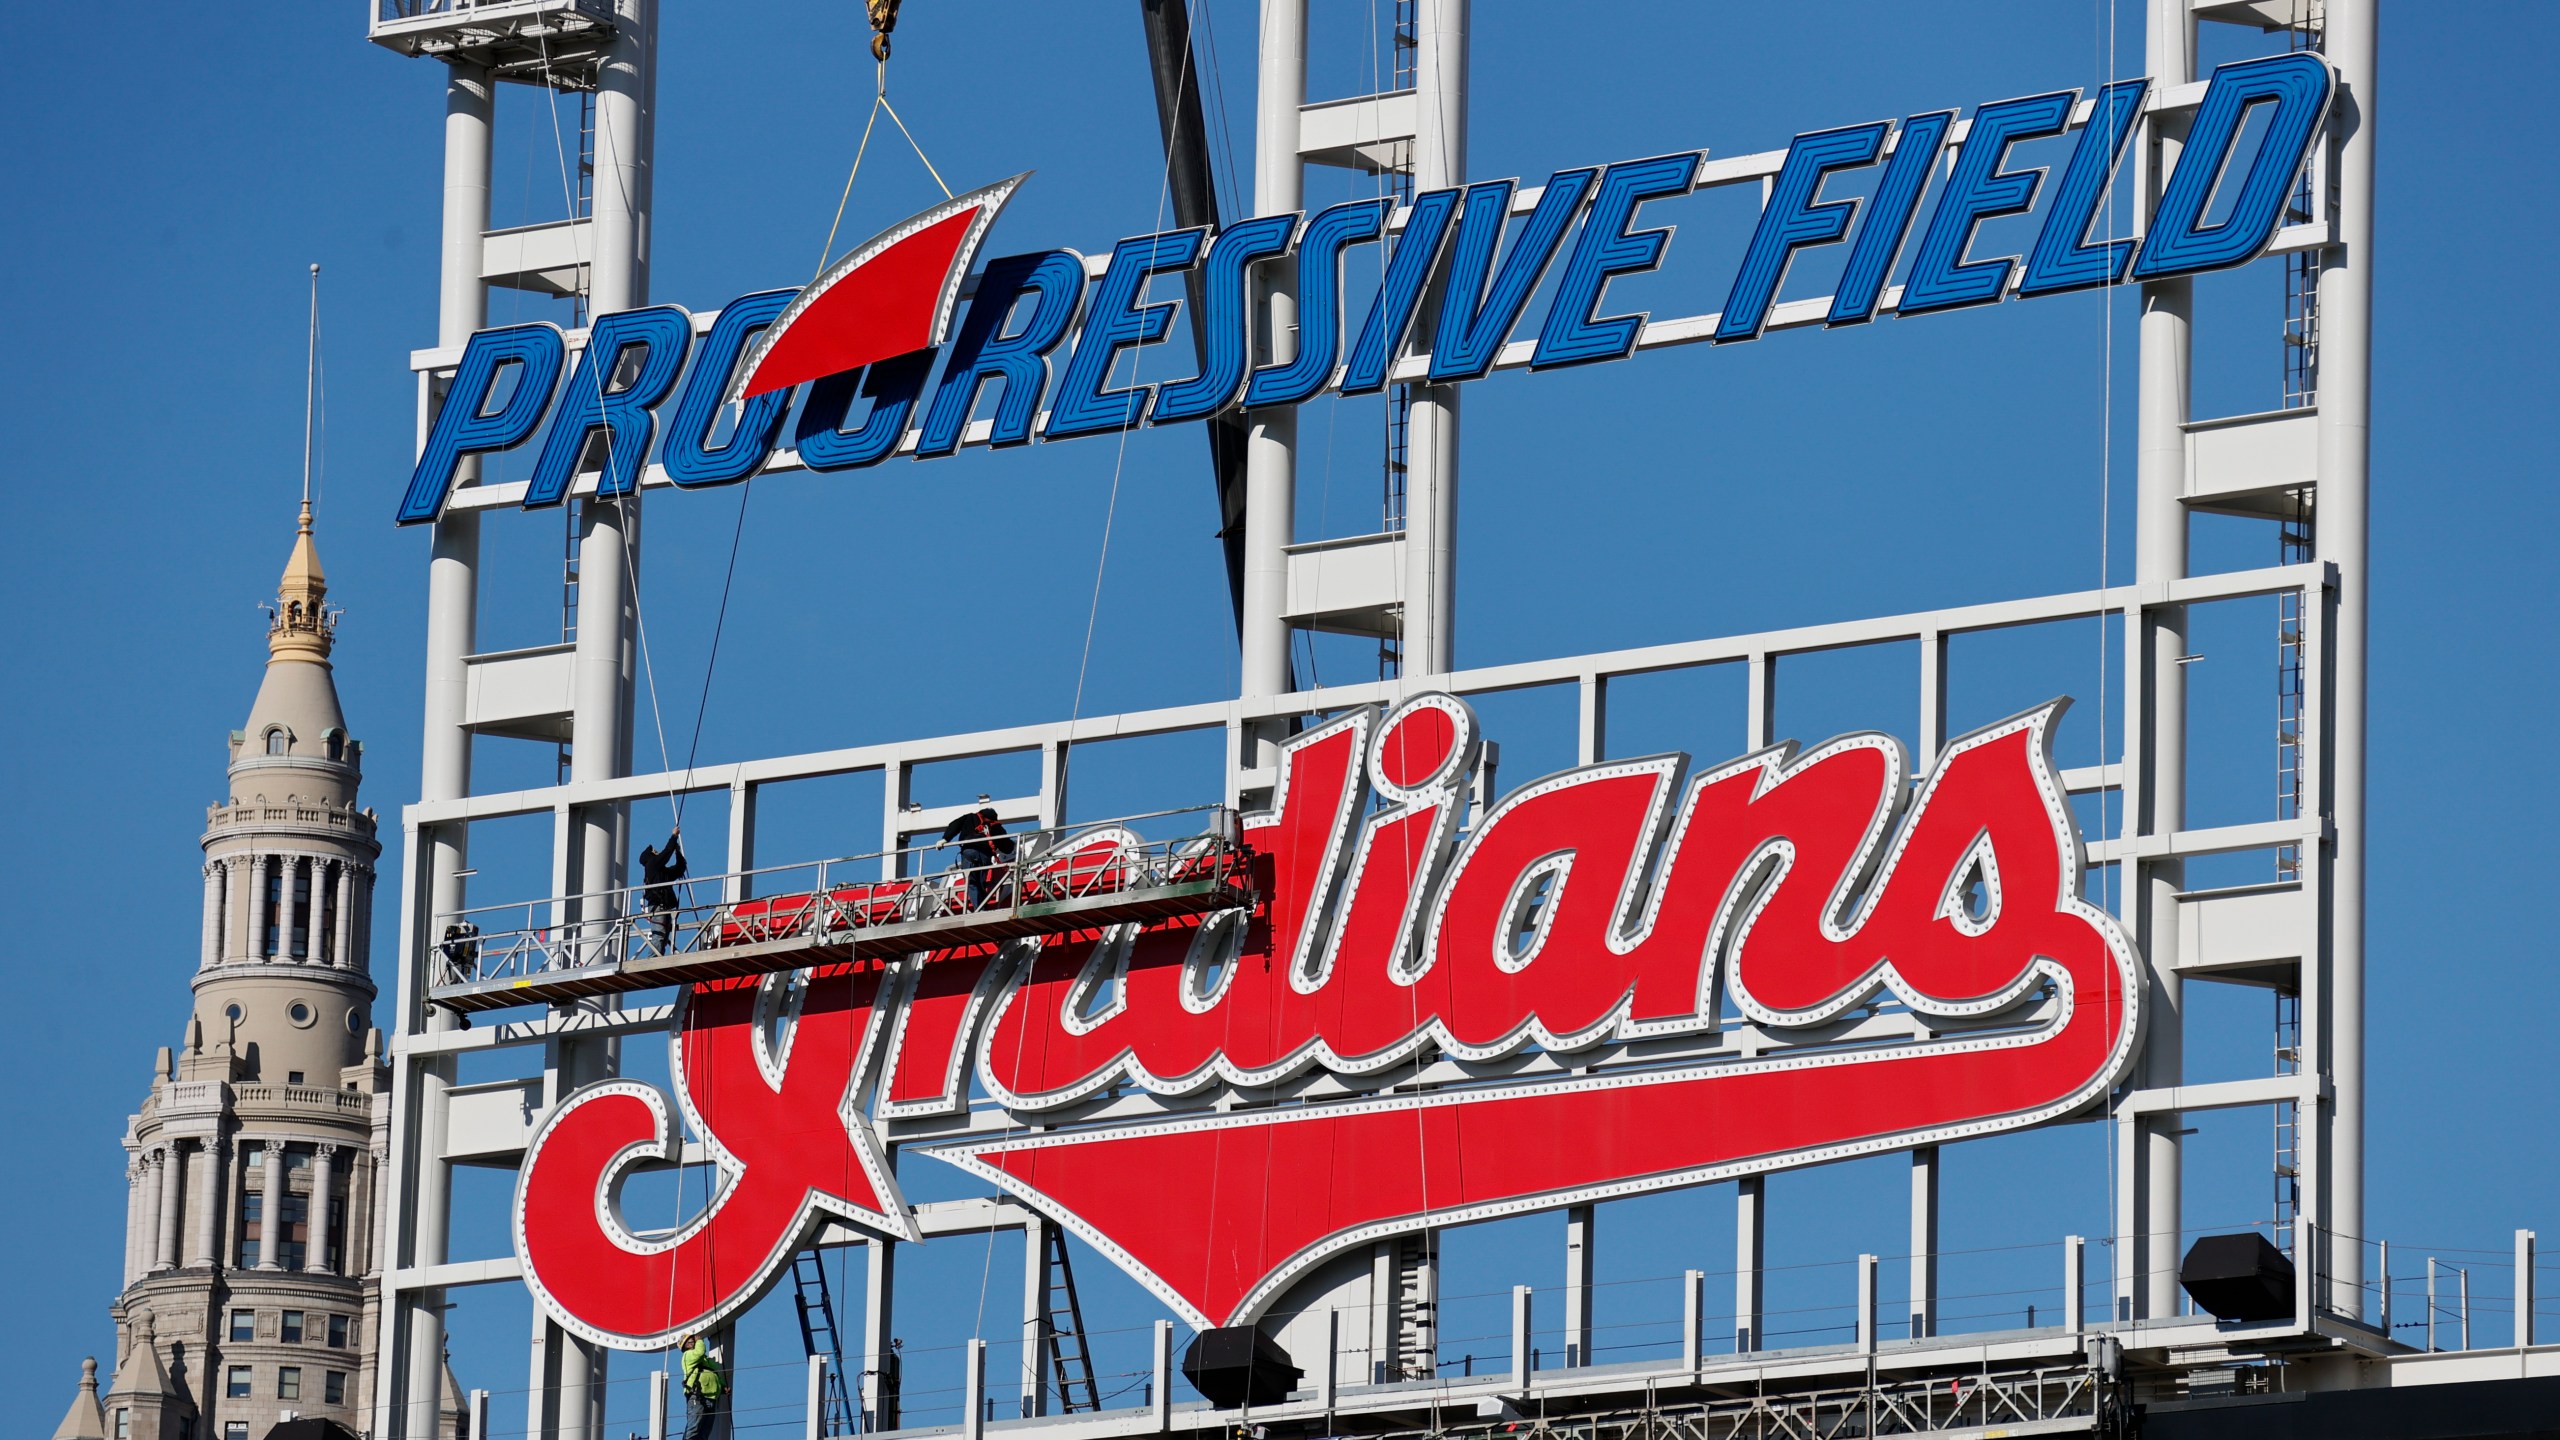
[229,1309,254,1342]
[327,1314,349,1348]
[281,1310,304,1343]
[224,1425,248,1440]
[235,1192,261,1268]
[278,1191,310,1269]
[326,1195,348,1273]
[278,1367,301,1402]
[289,1003,315,1030]
[266,729,288,756]
[114,1409,128,1440]
[324,1371,347,1405]
[325,732,343,762]
[285,1148,312,1171]
[226,1366,251,1399]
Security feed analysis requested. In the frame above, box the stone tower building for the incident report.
[86,505,399,1440]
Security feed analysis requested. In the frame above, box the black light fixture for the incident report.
[1181,1326,1304,1408]
[2179,1232,2296,1322]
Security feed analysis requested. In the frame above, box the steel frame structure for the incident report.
[368,1,2379,1436]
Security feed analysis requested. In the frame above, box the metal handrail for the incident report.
[429,807,1246,992]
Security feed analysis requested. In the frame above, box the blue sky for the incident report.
[5,3,2557,1435]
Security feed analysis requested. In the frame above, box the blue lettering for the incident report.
[797,352,934,470]
[1155,213,1299,425]
[2132,53,2333,280]
[1827,111,1954,326]
[1044,229,1209,441]
[662,289,796,488]
[915,251,1088,456]
[1535,152,1700,367]
[1899,91,2078,315]
[395,323,565,525]
[1246,198,1390,408]
[523,306,694,507]
[2018,80,2150,296]
[1430,169,1598,382]
[1340,189,1461,394]
[1717,125,1888,343]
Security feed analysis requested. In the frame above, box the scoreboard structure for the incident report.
[350,4,2492,1440]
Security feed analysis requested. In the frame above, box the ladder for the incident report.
[1038,1225,1101,1414]
[791,1251,861,1437]
[1391,1230,1439,1379]
[2270,0,2325,1251]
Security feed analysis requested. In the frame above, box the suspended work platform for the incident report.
[428,815,1253,1014]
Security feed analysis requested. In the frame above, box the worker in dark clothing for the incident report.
[638,827,687,949]
[941,808,1017,911]
[439,920,480,982]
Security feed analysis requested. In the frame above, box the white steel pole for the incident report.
[2518,1231,2537,1349]
[2134,0,2193,1324]
[572,0,657,916]
[395,54,487,1440]
[553,9,654,1435]
[1401,0,1468,678]
[1240,0,1305,769]
[2319,0,2376,1315]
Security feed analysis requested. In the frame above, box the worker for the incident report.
[638,827,687,949]
[679,1331,726,1440]
[438,920,480,983]
[941,808,1016,911]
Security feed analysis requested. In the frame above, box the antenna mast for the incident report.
[302,261,320,510]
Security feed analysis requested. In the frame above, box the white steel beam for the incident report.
[2320,0,2376,1317]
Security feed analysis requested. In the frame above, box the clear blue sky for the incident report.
[5,3,2555,1434]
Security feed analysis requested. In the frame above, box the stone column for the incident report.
[308,1145,338,1274]
[124,1158,145,1284]
[201,863,223,969]
[256,1141,287,1270]
[249,854,272,958]
[228,854,255,962]
[152,1147,183,1271]
[188,1137,226,1269]
[334,861,355,967]
[279,856,304,960]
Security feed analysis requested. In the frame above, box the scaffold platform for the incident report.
[427,818,1253,1014]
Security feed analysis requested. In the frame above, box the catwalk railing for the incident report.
[426,810,1252,1014]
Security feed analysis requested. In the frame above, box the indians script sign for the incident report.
[512,694,2144,1348]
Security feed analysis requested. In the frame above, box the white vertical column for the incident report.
[1509,1285,1532,1390]
[1562,1205,1594,1365]
[228,854,255,962]
[2134,0,2194,1323]
[256,1142,287,1270]
[188,1138,224,1269]
[130,1156,157,1280]
[249,855,273,957]
[1856,1254,1879,1354]
[862,1238,896,1428]
[2320,0,2376,1315]
[1401,0,1468,678]
[1240,0,1306,772]
[1909,1148,1938,1339]
[1020,1214,1049,1417]
[308,1145,337,1274]
[279,857,304,960]
[571,0,658,918]
[1734,1176,1764,1351]
[123,1159,144,1284]
[2065,1235,2087,1334]
[200,863,223,969]
[397,51,491,1440]
[2517,1231,2537,1349]
[962,1340,986,1440]
[153,1146,183,1271]
[334,862,355,967]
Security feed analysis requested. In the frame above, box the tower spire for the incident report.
[302,261,321,512]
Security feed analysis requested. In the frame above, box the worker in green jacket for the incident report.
[680,1332,726,1440]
